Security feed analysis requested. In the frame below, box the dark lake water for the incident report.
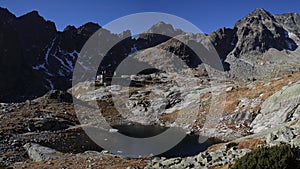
[44,124,220,158]
[112,124,220,158]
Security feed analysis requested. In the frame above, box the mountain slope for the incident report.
[0,8,131,102]
[1,7,300,102]
[210,8,300,81]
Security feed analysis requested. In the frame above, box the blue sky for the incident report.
[1,0,300,33]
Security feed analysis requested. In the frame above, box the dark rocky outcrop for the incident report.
[0,8,23,101]
[42,90,73,103]
[0,8,131,102]
[208,27,237,61]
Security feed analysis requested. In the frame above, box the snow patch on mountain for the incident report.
[32,63,46,70]
[46,79,54,90]
[45,37,57,64]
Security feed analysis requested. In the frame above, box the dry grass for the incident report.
[160,110,180,123]
[206,143,225,153]
[237,139,265,150]
[11,153,148,169]
[223,72,300,114]
[213,164,230,169]
[291,119,299,126]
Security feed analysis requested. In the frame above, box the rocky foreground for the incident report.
[1,70,300,168]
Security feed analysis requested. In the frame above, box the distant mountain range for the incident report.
[1,7,300,102]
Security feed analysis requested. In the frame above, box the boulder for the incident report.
[42,90,73,103]
[23,143,63,162]
[251,84,300,133]
[27,118,70,132]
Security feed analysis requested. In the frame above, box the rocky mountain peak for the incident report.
[232,8,297,57]
[0,7,16,22]
[135,21,183,50]
[277,12,300,21]
[16,10,57,34]
[0,7,11,13]
[235,8,275,29]
[274,12,300,37]
[236,8,275,27]
[62,25,77,33]
[77,22,101,36]
[18,10,54,26]
[249,8,274,19]
[146,21,182,36]
[22,10,40,17]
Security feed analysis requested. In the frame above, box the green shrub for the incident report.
[230,144,298,169]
